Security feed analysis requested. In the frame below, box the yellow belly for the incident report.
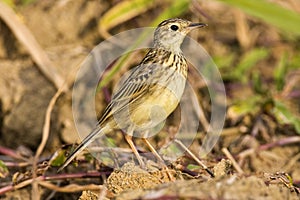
[129,86,180,131]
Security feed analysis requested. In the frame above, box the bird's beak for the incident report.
[188,22,208,30]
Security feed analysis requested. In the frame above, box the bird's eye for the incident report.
[170,25,179,31]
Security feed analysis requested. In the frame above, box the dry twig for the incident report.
[31,86,65,200]
[174,139,214,177]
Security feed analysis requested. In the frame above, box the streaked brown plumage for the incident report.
[58,18,207,172]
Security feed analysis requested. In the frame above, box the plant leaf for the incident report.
[274,53,288,91]
[0,160,9,178]
[98,0,157,36]
[218,0,300,37]
[228,95,262,118]
[230,48,269,82]
[273,100,300,134]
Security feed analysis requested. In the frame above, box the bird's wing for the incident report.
[98,63,159,125]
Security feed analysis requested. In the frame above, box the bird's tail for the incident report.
[57,125,109,172]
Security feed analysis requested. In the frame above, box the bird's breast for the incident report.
[129,70,186,131]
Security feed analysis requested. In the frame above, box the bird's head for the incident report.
[153,18,207,53]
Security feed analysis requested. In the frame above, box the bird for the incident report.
[58,18,207,172]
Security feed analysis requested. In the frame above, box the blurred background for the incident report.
[0,0,299,199]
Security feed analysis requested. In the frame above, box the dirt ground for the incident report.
[0,0,299,199]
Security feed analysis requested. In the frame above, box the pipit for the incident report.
[58,18,207,173]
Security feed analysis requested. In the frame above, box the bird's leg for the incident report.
[124,134,145,168]
[141,138,165,164]
[174,139,214,177]
[141,133,174,181]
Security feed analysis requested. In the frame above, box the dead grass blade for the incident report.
[0,1,65,89]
